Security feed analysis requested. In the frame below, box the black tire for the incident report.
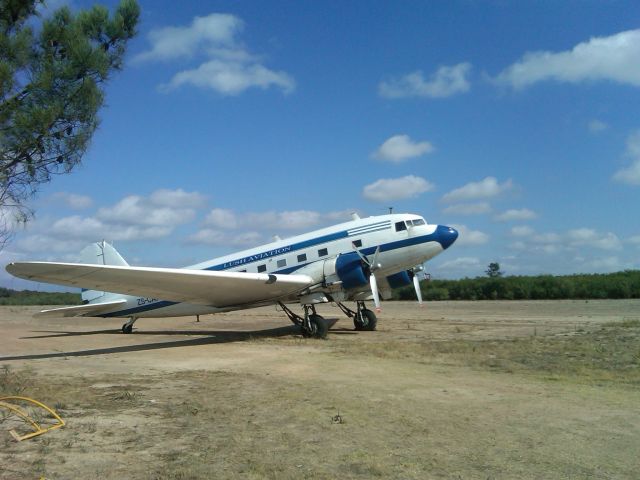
[302,314,328,339]
[122,323,133,334]
[354,309,377,331]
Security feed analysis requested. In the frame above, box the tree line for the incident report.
[2,270,639,305]
[393,270,640,301]
[0,287,80,305]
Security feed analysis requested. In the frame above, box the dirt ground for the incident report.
[1,300,639,479]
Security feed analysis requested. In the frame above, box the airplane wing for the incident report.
[6,262,315,308]
[34,299,128,318]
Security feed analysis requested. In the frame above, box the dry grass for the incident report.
[1,301,640,479]
[331,319,640,387]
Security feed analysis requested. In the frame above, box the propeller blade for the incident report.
[370,246,381,270]
[352,245,369,264]
[413,273,424,307]
[370,274,381,312]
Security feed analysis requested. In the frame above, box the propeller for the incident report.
[413,273,423,307]
[410,265,426,307]
[370,273,381,312]
[353,245,382,312]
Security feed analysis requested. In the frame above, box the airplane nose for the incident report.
[435,225,458,250]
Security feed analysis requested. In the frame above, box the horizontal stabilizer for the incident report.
[34,299,128,318]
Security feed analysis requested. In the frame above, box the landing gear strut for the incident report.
[121,317,137,334]
[278,302,329,339]
[337,301,377,331]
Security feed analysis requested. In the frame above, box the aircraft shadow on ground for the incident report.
[1,324,301,361]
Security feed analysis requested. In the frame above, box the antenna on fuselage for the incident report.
[388,207,393,214]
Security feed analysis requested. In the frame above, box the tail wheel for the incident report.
[354,309,377,331]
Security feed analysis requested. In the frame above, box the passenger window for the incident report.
[277,259,287,268]
[318,248,328,257]
[395,221,407,232]
[352,239,362,248]
[297,253,307,262]
[257,264,267,273]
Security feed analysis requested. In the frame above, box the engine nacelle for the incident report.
[334,252,368,289]
[295,252,368,290]
[386,270,412,289]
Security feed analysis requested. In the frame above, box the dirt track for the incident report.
[1,300,639,479]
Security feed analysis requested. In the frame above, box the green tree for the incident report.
[485,262,503,278]
[0,0,139,247]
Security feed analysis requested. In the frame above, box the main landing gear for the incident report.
[278,300,377,338]
[278,302,329,339]
[337,301,378,331]
[121,317,137,334]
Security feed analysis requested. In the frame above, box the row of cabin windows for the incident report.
[252,238,363,273]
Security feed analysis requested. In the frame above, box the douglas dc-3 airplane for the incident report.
[6,213,458,338]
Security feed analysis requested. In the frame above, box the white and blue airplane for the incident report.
[6,212,458,338]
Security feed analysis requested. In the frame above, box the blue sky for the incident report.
[2,0,640,290]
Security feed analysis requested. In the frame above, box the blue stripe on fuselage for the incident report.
[205,230,349,271]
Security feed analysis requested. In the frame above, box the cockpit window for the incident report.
[411,219,425,226]
[395,221,407,232]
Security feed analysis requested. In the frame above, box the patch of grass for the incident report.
[0,365,31,395]
[614,318,640,328]
[337,322,640,386]
[110,390,139,402]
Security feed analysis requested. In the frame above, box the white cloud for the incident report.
[613,130,640,185]
[15,234,87,254]
[588,119,608,133]
[52,192,93,210]
[97,193,197,227]
[203,208,353,234]
[451,224,489,246]
[494,29,640,89]
[12,189,208,256]
[443,202,492,216]
[510,227,623,256]
[534,232,562,244]
[494,208,538,222]
[585,256,623,271]
[614,161,640,185]
[435,256,481,270]
[204,208,238,229]
[161,59,295,95]
[511,225,534,237]
[187,228,262,246]
[628,235,640,246]
[134,13,242,63]
[372,134,434,162]
[362,175,434,202]
[441,177,513,203]
[379,63,472,98]
[567,228,622,250]
[136,13,295,96]
[244,211,322,231]
[47,215,173,242]
[509,241,527,250]
[149,189,207,208]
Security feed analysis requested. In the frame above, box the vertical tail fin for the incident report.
[80,241,129,303]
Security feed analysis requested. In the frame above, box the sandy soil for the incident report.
[1,300,639,479]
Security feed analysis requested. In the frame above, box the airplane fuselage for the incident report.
[94,213,458,319]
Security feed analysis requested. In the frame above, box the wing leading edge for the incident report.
[6,262,314,308]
